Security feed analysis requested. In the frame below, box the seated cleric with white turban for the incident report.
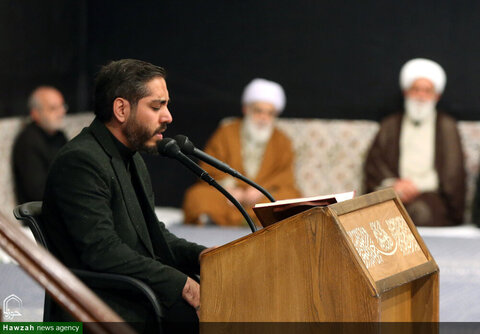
[182,78,301,226]
[365,58,466,226]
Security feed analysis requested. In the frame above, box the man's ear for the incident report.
[112,98,130,123]
[30,109,40,123]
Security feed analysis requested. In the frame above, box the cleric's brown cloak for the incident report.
[183,118,301,226]
[365,111,466,226]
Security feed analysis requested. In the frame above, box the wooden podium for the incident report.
[199,188,439,322]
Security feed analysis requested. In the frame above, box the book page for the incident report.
[254,190,355,227]
[254,191,355,208]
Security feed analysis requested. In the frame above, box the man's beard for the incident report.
[244,114,274,144]
[124,114,166,154]
[39,116,64,134]
[404,98,436,124]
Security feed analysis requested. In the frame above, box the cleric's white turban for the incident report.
[399,58,446,94]
[241,78,286,113]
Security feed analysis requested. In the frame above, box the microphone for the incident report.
[157,138,257,232]
[173,134,275,202]
[157,138,215,185]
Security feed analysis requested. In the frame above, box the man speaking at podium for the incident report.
[41,59,209,329]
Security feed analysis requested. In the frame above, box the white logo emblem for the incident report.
[3,294,22,320]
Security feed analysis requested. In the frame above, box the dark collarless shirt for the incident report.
[110,132,135,171]
[109,133,158,245]
[13,122,68,204]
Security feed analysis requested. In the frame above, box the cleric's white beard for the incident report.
[404,98,436,124]
[244,115,274,144]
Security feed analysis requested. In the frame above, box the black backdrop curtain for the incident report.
[2,0,480,206]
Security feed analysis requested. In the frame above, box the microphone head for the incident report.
[174,134,195,155]
[157,138,181,158]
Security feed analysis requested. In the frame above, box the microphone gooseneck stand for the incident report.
[157,138,257,233]
[173,134,275,202]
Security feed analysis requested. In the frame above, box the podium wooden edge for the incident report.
[375,260,438,294]
[329,187,397,215]
[199,227,261,260]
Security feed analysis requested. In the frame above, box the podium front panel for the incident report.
[336,199,428,282]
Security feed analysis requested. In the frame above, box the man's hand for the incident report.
[394,179,419,203]
[182,277,200,314]
[226,186,245,206]
[242,187,263,207]
[225,186,263,207]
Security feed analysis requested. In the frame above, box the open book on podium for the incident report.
[199,188,439,323]
[253,191,355,227]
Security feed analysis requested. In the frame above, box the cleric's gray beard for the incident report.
[404,98,436,124]
[244,114,273,143]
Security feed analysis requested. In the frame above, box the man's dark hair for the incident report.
[94,59,166,122]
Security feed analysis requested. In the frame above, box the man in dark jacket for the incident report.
[42,59,209,330]
[12,86,68,203]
